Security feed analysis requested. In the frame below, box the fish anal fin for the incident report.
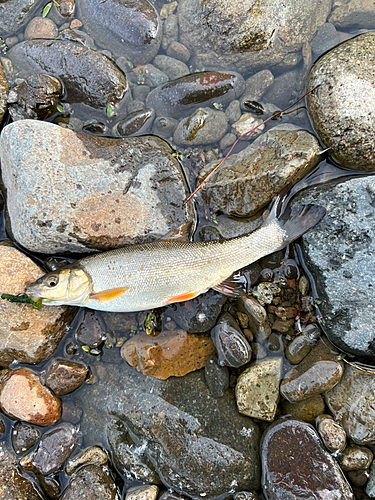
[212,272,247,297]
[90,287,129,302]
[166,291,199,304]
[159,222,194,243]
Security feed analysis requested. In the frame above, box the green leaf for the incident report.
[56,104,63,113]
[81,345,90,353]
[106,104,113,117]
[129,325,137,331]
[42,2,52,17]
[52,0,59,5]
[1,293,42,309]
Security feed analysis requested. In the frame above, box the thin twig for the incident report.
[341,357,375,375]
[183,84,321,206]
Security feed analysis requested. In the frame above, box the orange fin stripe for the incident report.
[165,291,198,304]
[90,287,129,302]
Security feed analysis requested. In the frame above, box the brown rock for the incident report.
[0,367,62,426]
[0,244,76,367]
[46,359,88,396]
[121,330,216,380]
[24,17,58,40]
[0,59,10,124]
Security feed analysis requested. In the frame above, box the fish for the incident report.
[26,194,325,312]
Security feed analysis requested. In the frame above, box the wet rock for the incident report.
[76,362,261,498]
[163,289,227,334]
[237,295,271,342]
[11,421,41,456]
[57,28,95,49]
[131,64,168,88]
[315,415,346,453]
[0,120,194,253]
[0,60,10,124]
[113,108,155,137]
[173,107,228,146]
[60,464,120,500]
[8,39,129,115]
[0,0,43,36]
[291,177,375,357]
[121,329,215,380]
[65,446,108,475]
[231,113,264,139]
[204,355,229,398]
[310,22,340,58]
[27,422,78,475]
[348,469,370,488]
[46,359,88,396]
[325,364,375,445]
[261,419,354,499]
[225,100,241,123]
[202,124,321,217]
[153,55,189,81]
[178,0,331,73]
[61,400,82,424]
[285,323,322,364]
[211,312,251,368]
[38,475,60,499]
[306,32,375,171]
[75,310,107,348]
[77,0,161,64]
[236,357,283,421]
[125,485,158,500]
[0,244,75,367]
[7,73,61,121]
[0,441,46,500]
[281,395,325,424]
[0,367,61,426]
[146,71,245,118]
[262,69,302,110]
[240,70,274,109]
[339,445,373,471]
[329,0,375,28]
[367,462,375,497]
[24,17,58,39]
[166,41,190,63]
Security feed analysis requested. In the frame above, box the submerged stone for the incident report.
[0,0,42,36]
[211,312,251,368]
[60,464,120,500]
[113,108,155,137]
[173,107,228,146]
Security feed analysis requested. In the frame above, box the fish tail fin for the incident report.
[264,185,326,245]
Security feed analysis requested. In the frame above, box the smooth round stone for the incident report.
[306,32,375,171]
[174,107,228,146]
[11,421,41,456]
[281,395,325,424]
[77,0,161,64]
[285,324,322,365]
[315,415,346,453]
[329,0,375,28]
[125,485,158,500]
[60,464,120,500]
[225,100,241,123]
[153,55,189,81]
[0,368,61,426]
[166,41,190,62]
[152,116,178,138]
[46,359,88,396]
[339,445,374,471]
[205,355,229,398]
[24,17,58,39]
[113,108,155,137]
[211,313,251,368]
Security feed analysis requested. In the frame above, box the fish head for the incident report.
[26,264,91,306]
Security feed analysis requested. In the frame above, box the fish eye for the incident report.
[45,275,59,287]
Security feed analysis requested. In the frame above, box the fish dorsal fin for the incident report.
[212,272,247,297]
[159,221,194,243]
[90,287,129,302]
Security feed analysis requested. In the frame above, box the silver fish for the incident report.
[26,196,325,312]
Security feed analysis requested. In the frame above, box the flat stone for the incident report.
[329,0,375,28]
[261,419,354,499]
[65,446,109,475]
[0,367,61,426]
[0,120,194,254]
[202,124,321,217]
[0,243,76,367]
[121,329,216,380]
[235,357,282,421]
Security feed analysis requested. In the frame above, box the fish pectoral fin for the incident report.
[89,287,129,302]
[165,291,199,304]
[212,272,247,297]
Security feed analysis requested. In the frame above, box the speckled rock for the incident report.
[65,446,108,475]
[46,359,88,396]
[11,421,41,456]
[0,0,42,36]
[24,17,58,39]
[178,0,331,73]
[121,329,216,380]
[0,367,61,426]
[236,357,282,421]
[0,244,75,367]
[307,32,375,171]
[325,364,375,445]
[202,124,321,217]
[315,415,346,453]
[77,0,161,64]
[173,107,228,146]
[125,485,158,500]
[261,419,355,499]
[0,60,10,124]
[0,120,194,253]
[291,177,375,357]
[329,0,375,28]
[339,445,373,471]
[60,464,120,500]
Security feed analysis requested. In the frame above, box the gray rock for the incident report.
[202,124,321,217]
[211,312,251,368]
[366,461,375,497]
[310,23,340,57]
[65,446,109,475]
[329,0,375,28]
[291,177,375,357]
[261,419,354,499]
[262,69,303,109]
[325,364,375,445]
[152,116,178,138]
[76,0,161,64]
[113,108,155,137]
[56,28,96,49]
[0,0,43,36]
[11,421,41,456]
[166,41,190,63]
[173,107,228,146]
[204,355,229,398]
[0,120,194,254]
[7,39,129,116]
[178,0,331,73]
[306,32,375,171]
[153,55,189,81]
[225,100,241,123]
[60,464,120,500]
[285,323,322,365]
[73,362,261,499]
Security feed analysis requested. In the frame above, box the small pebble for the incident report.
[315,414,346,454]
[166,41,190,62]
[339,445,374,471]
[125,485,159,500]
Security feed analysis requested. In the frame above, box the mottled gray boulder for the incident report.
[329,0,375,28]
[178,0,331,73]
[202,124,322,217]
[77,0,161,64]
[73,361,261,499]
[7,39,129,116]
[0,0,42,36]
[307,32,375,171]
[292,176,375,357]
[0,120,194,253]
[261,419,354,499]
[325,364,375,445]
[173,107,228,146]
